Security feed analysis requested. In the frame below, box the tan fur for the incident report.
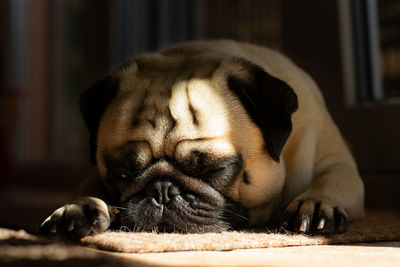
[95,40,364,226]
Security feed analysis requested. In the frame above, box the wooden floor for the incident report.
[2,237,399,267]
[111,242,400,267]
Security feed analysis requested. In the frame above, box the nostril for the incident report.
[146,182,162,204]
[147,180,181,205]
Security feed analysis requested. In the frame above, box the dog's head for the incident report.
[80,43,298,233]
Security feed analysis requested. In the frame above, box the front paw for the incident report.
[281,197,348,235]
[39,197,110,241]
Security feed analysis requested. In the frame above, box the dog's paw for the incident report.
[281,197,348,235]
[39,197,110,241]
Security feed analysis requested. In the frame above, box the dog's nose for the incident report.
[147,180,181,205]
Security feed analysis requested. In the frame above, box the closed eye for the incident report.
[200,157,243,191]
[178,153,242,191]
[199,166,226,177]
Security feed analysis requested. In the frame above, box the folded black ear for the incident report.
[225,57,298,162]
[79,76,120,164]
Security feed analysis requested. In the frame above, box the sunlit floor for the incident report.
[110,242,400,267]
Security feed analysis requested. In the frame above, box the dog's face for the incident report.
[80,45,298,233]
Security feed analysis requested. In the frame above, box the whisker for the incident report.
[223,208,249,221]
[111,206,127,210]
[120,215,130,221]
[119,225,132,232]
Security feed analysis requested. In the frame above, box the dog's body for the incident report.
[40,40,364,239]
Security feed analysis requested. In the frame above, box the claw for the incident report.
[317,218,325,230]
[299,218,309,232]
[41,216,51,227]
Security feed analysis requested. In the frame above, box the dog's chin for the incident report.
[120,193,232,233]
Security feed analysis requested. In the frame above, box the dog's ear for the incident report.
[80,76,120,164]
[224,57,298,162]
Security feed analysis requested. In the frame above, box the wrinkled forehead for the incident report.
[95,58,238,175]
[115,52,224,97]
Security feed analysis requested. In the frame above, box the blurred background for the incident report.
[1,0,399,233]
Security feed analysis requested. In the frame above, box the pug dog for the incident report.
[39,40,364,240]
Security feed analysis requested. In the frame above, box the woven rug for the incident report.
[1,210,399,254]
[79,210,400,253]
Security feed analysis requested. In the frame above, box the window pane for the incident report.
[379,0,400,98]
